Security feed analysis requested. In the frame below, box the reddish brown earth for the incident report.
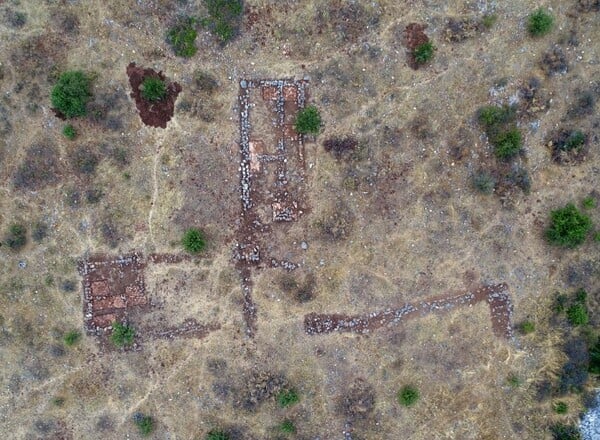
[126,62,181,128]
[403,23,430,69]
[304,283,514,339]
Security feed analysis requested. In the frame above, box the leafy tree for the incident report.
[545,204,592,248]
[51,71,92,118]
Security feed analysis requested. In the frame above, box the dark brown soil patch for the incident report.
[323,136,358,160]
[339,378,375,420]
[403,23,429,69]
[126,62,181,128]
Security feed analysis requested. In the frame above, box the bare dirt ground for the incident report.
[0,0,599,439]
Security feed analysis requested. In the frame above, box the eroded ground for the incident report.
[0,0,599,439]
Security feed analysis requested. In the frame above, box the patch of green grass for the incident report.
[545,203,592,248]
[277,388,300,408]
[167,17,198,57]
[527,8,554,37]
[398,385,420,407]
[550,422,582,440]
[182,228,206,253]
[553,401,568,414]
[63,124,76,140]
[206,430,230,440]
[482,14,497,29]
[111,322,135,347]
[63,330,81,346]
[51,71,92,118]
[413,41,435,65]
[493,128,522,159]
[141,77,167,102]
[4,223,27,250]
[279,420,296,434]
[519,320,535,335]
[294,105,322,135]
[566,303,589,326]
[201,0,243,43]
[133,414,154,437]
[507,373,522,388]
[582,196,596,209]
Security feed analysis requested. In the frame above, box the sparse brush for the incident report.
[167,17,198,57]
[582,196,596,209]
[4,223,27,250]
[550,422,582,440]
[507,373,522,388]
[201,0,243,43]
[482,14,497,29]
[553,401,568,414]
[472,171,496,194]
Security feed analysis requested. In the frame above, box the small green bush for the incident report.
[398,385,419,407]
[4,223,27,250]
[566,303,588,326]
[279,420,296,434]
[133,413,154,437]
[563,131,586,151]
[493,128,522,159]
[507,373,522,388]
[141,77,167,102]
[545,203,592,248]
[167,17,198,57]
[413,41,435,65]
[295,106,322,135]
[51,71,92,118]
[63,124,76,140]
[276,388,299,408]
[582,196,596,209]
[519,320,535,335]
[553,401,568,414]
[111,322,135,347]
[482,14,497,29]
[550,423,582,440]
[63,330,81,346]
[472,171,496,194]
[201,0,243,43]
[206,430,230,440]
[527,9,554,37]
[182,228,206,253]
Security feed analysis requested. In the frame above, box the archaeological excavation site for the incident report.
[0,1,599,439]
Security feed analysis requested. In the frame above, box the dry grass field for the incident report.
[0,0,599,439]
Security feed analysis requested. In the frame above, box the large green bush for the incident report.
[51,71,92,118]
[545,203,592,248]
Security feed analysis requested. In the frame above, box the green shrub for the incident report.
[63,330,81,346]
[563,131,586,151]
[51,71,92,118]
[545,204,592,248]
[507,373,522,388]
[167,17,198,57]
[493,128,522,159]
[477,105,515,128]
[4,223,27,250]
[582,196,596,209]
[472,171,496,194]
[413,41,435,65]
[182,228,206,253]
[206,430,230,440]
[482,14,497,29]
[279,420,296,434]
[398,385,419,407]
[527,9,554,37]
[111,322,135,347]
[575,288,587,303]
[519,320,535,335]
[553,401,568,414]
[550,423,582,440]
[133,413,154,437]
[141,77,167,102]
[201,0,243,43]
[294,106,322,135]
[63,124,76,140]
[276,388,299,408]
[566,303,588,326]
